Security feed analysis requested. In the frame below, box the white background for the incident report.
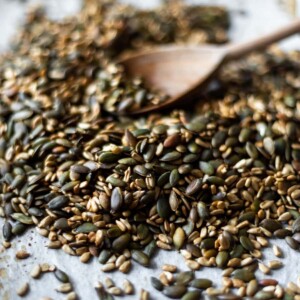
[0,1,300,299]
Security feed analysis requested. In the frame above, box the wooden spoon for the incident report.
[119,20,300,115]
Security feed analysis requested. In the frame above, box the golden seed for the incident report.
[30,264,42,279]
[17,282,29,297]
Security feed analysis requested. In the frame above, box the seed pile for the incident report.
[1,0,300,299]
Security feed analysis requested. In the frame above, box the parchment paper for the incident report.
[0,1,300,299]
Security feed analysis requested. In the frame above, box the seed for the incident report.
[292,216,300,233]
[16,250,30,259]
[258,263,270,274]
[151,277,164,291]
[30,264,42,279]
[111,187,123,213]
[54,269,69,283]
[185,178,202,195]
[268,260,282,269]
[272,245,282,257]
[80,252,91,263]
[232,269,254,282]
[11,213,33,225]
[123,279,134,295]
[119,260,131,273]
[75,222,98,233]
[176,271,194,286]
[56,283,73,293]
[260,219,282,233]
[162,264,177,273]
[101,262,116,272]
[140,289,149,300]
[48,195,69,210]
[239,236,254,252]
[254,291,274,300]
[160,151,181,162]
[2,221,12,241]
[131,250,149,267]
[108,287,122,295]
[163,285,187,298]
[112,233,131,252]
[285,236,299,250]
[66,291,77,300]
[181,290,202,300]
[17,282,29,297]
[246,279,258,297]
[189,278,212,289]
[157,194,171,219]
[216,251,229,268]
[173,227,185,250]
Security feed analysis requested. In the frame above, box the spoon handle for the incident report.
[224,20,300,61]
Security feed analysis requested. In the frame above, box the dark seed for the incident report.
[54,269,69,283]
[48,195,69,210]
[75,222,98,233]
[189,278,212,289]
[151,277,163,291]
[185,179,202,195]
[2,221,12,241]
[163,285,187,299]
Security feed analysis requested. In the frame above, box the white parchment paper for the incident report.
[0,1,300,299]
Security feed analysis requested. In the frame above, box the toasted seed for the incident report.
[292,216,300,233]
[163,285,187,298]
[254,291,274,300]
[140,289,149,300]
[151,277,164,291]
[17,282,29,297]
[131,250,149,267]
[162,264,177,273]
[75,222,97,233]
[272,245,283,257]
[108,287,122,295]
[48,195,69,210]
[11,213,33,225]
[181,290,202,300]
[240,236,254,252]
[111,187,123,213]
[30,264,42,279]
[2,221,12,241]
[185,179,202,195]
[268,260,282,269]
[112,233,131,252]
[123,279,134,295]
[119,260,131,273]
[56,283,73,293]
[232,269,254,282]
[246,279,258,297]
[54,269,69,283]
[285,236,299,250]
[16,250,30,259]
[176,271,194,286]
[189,278,212,289]
[173,227,185,250]
[66,291,77,300]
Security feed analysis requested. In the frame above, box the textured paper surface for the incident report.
[0,1,300,299]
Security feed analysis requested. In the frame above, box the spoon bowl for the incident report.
[119,20,300,115]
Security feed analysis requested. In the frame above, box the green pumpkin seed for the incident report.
[131,250,149,267]
[189,278,212,289]
[151,277,163,291]
[112,233,131,252]
[181,290,202,300]
[54,269,69,283]
[11,213,33,225]
[75,222,98,233]
[163,285,187,299]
